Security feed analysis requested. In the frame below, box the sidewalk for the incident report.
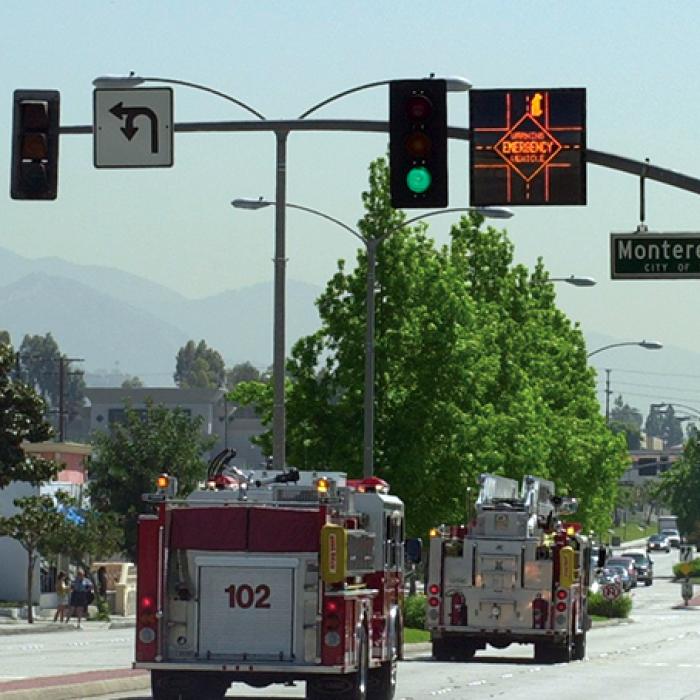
[0,614,135,636]
[0,668,148,700]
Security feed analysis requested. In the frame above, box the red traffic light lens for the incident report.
[21,102,49,130]
[406,94,432,121]
[405,131,431,158]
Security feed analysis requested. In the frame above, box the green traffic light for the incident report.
[406,166,432,194]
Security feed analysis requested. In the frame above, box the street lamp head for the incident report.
[473,206,514,220]
[92,73,145,88]
[563,275,597,287]
[443,76,473,92]
[639,339,663,350]
[231,198,272,211]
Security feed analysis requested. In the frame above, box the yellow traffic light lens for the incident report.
[21,133,48,160]
[405,131,431,158]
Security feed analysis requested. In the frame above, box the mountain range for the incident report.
[0,247,322,385]
[1,246,699,413]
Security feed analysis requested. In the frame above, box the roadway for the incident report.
[1,548,696,699]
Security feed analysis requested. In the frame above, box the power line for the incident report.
[592,366,700,381]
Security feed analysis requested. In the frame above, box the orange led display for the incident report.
[469,88,586,206]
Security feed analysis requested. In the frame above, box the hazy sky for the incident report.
[2,1,700,411]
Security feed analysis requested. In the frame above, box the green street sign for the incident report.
[611,232,700,279]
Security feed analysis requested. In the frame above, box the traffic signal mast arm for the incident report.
[55,116,700,198]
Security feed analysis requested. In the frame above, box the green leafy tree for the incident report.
[655,434,700,542]
[174,340,225,389]
[121,375,144,389]
[0,330,10,345]
[232,157,628,536]
[0,494,65,623]
[19,333,86,421]
[0,342,58,488]
[609,395,642,450]
[225,361,262,389]
[88,401,216,558]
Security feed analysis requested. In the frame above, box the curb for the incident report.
[0,669,149,700]
[0,619,135,636]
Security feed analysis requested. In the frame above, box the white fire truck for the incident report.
[134,452,414,700]
[426,473,590,663]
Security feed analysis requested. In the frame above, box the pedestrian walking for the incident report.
[67,568,93,628]
[54,571,70,623]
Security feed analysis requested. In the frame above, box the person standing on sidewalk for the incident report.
[54,571,70,623]
[67,569,93,628]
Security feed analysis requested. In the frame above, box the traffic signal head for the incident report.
[11,90,60,200]
[389,79,447,209]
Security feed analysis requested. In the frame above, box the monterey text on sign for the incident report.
[610,232,700,279]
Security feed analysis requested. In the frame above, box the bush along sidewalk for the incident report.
[672,557,700,580]
[587,590,632,618]
[402,594,426,630]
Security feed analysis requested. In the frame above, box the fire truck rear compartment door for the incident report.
[197,558,297,660]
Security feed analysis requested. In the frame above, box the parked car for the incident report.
[620,550,654,586]
[603,565,632,592]
[661,528,681,548]
[647,533,671,552]
[605,556,638,587]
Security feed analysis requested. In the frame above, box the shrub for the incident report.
[672,557,700,579]
[587,590,632,618]
[403,594,426,629]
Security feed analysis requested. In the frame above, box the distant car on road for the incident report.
[661,528,681,548]
[620,550,654,586]
[603,565,631,591]
[647,534,671,552]
[606,556,638,587]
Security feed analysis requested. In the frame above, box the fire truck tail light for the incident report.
[556,589,568,600]
[140,595,156,614]
[428,596,440,607]
[428,584,440,595]
[325,599,340,615]
[556,602,567,613]
[315,477,330,494]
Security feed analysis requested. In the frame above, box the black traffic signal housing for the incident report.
[389,79,448,209]
[11,90,60,200]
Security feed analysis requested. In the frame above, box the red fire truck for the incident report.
[426,473,590,663]
[134,454,413,700]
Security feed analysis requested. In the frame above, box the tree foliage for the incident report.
[174,340,225,389]
[226,361,263,389]
[232,157,628,537]
[655,434,700,543]
[0,342,58,488]
[19,333,85,419]
[609,395,642,450]
[88,401,215,558]
[0,494,64,622]
[645,404,685,447]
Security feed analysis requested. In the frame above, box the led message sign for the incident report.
[469,88,586,206]
[611,232,700,279]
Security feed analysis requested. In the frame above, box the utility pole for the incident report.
[19,354,84,441]
[57,356,84,442]
[605,368,612,424]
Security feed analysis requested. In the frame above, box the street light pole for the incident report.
[93,72,472,470]
[232,200,512,476]
[587,339,663,359]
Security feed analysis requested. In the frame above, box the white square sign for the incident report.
[93,88,173,168]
